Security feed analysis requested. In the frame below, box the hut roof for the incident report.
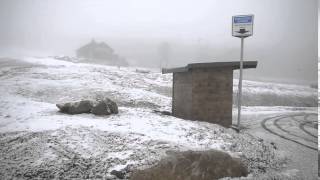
[162,61,257,74]
[77,40,113,52]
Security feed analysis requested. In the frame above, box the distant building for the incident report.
[76,39,128,66]
[162,61,257,127]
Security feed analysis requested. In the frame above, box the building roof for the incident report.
[77,40,114,54]
[162,61,257,74]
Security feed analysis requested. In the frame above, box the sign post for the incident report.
[232,15,254,132]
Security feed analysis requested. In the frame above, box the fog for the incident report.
[0,0,317,85]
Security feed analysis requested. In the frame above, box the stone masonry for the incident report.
[173,67,233,127]
[163,61,257,128]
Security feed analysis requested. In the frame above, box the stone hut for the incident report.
[162,61,257,127]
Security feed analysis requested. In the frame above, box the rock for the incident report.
[153,110,171,116]
[56,100,92,114]
[135,69,150,74]
[91,98,118,115]
[110,170,125,179]
[56,98,118,116]
[130,150,248,180]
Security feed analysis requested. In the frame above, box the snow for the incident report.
[239,106,316,115]
[0,56,316,179]
[0,91,226,151]
[0,56,315,134]
[233,79,317,107]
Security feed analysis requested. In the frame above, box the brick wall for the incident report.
[172,67,233,127]
[172,72,193,119]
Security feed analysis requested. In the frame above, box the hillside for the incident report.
[0,57,316,179]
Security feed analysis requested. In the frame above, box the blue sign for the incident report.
[234,16,252,24]
[232,15,254,37]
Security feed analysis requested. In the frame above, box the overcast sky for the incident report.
[0,0,318,84]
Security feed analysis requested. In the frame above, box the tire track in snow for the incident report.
[273,117,317,144]
[261,113,317,151]
[299,114,318,138]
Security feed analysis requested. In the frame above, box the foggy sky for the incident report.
[0,0,318,85]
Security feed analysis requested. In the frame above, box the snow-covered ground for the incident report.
[0,57,317,179]
[233,79,316,107]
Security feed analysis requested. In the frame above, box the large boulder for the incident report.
[56,100,92,114]
[91,98,118,115]
[130,150,248,180]
[56,98,118,115]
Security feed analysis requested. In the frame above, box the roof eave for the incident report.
[162,61,258,74]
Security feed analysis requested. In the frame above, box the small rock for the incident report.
[110,170,125,179]
[135,69,150,74]
[153,110,171,116]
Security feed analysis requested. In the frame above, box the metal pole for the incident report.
[237,37,244,131]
